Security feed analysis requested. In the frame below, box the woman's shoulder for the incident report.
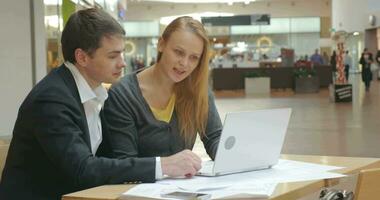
[207,88,218,103]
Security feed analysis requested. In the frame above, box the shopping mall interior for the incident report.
[1,0,380,198]
[0,0,380,200]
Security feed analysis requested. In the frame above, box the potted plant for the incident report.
[244,71,270,94]
[294,67,319,93]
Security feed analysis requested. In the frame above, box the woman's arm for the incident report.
[104,86,140,158]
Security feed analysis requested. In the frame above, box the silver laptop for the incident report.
[198,108,292,176]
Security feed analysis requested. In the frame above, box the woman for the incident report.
[104,16,222,178]
[359,48,373,91]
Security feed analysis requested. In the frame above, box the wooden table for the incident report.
[62,154,380,200]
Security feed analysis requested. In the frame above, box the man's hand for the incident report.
[161,149,202,178]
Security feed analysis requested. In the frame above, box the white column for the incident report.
[32,0,48,84]
[0,0,46,137]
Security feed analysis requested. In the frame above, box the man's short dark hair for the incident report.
[61,8,125,63]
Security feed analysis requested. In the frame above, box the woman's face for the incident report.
[157,29,204,83]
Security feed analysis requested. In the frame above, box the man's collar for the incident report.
[64,61,108,104]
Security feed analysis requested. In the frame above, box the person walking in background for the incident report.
[330,50,337,82]
[359,48,373,91]
[344,50,352,82]
[310,49,323,65]
[322,51,330,65]
[262,53,269,60]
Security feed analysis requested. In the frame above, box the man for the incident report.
[310,49,323,65]
[322,51,330,65]
[0,8,200,200]
[344,50,352,81]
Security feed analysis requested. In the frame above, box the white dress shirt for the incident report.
[65,62,108,155]
[156,157,163,179]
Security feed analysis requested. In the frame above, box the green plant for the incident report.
[294,68,316,78]
[244,71,269,78]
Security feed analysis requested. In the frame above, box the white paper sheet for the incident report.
[120,183,179,200]
[159,159,345,191]
[206,182,277,199]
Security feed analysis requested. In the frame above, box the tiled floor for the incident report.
[193,73,380,160]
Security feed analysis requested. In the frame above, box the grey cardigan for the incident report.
[104,71,222,159]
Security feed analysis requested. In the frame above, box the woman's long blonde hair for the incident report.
[157,16,210,144]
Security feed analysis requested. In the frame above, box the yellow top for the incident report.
[150,94,175,123]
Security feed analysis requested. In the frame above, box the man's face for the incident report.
[82,35,126,87]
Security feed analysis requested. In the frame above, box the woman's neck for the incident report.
[136,64,176,109]
[150,64,174,94]
[138,64,174,98]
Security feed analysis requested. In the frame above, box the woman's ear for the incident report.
[74,48,88,67]
[157,37,165,53]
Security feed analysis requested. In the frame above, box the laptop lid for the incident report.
[208,108,292,176]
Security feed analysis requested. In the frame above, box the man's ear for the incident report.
[74,48,88,67]
[157,37,165,53]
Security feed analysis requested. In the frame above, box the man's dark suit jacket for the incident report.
[0,64,155,200]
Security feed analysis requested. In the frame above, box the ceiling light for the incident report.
[244,1,250,5]
[45,15,63,28]
[353,32,360,36]
[44,0,62,5]
[141,0,251,3]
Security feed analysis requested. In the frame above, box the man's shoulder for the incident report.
[25,65,78,105]
[37,66,70,91]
